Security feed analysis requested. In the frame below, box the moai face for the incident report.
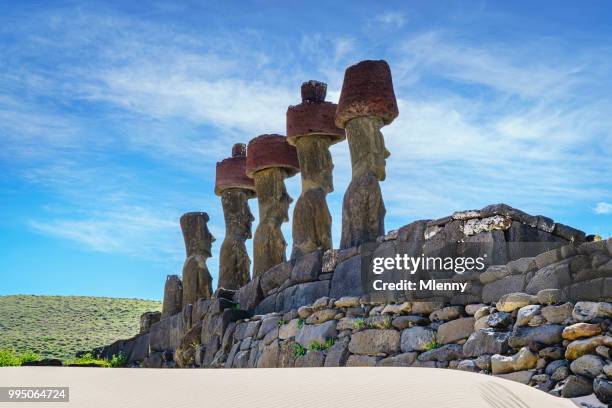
[295,136,334,193]
[274,171,293,223]
[346,116,390,181]
[180,212,216,258]
[221,189,255,240]
[370,123,391,181]
[253,167,293,225]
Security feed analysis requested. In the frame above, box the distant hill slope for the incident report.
[0,295,161,359]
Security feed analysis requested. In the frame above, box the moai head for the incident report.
[336,60,398,181]
[287,80,344,193]
[215,143,256,239]
[246,134,299,222]
[180,212,215,258]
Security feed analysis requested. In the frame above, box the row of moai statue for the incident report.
[162,60,399,315]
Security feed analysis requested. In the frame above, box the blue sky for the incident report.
[1,1,611,300]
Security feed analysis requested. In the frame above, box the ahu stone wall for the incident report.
[95,205,611,404]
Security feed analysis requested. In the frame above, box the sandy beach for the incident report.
[0,367,584,408]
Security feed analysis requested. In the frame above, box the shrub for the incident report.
[353,318,366,330]
[293,343,307,358]
[424,340,442,351]
[0,349,41,367]
[309,338,335,351]
[297,319,304,329]
[65,352,111,368]
[109,352,128,368]
[0,349,22,367]
[277,319,287,327]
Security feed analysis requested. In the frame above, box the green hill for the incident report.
[0,295,161,359]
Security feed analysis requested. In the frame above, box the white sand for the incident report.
[0,367,579,408]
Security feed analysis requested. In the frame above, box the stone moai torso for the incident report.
[335,60,399,248]
[246,134,299,277]
[180,212,215,306]
[215,143,256,290]
[287,80,345,259]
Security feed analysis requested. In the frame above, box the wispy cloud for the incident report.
[375,12,406,28]
[595,202,612,215]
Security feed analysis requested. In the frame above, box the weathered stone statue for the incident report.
[215,143,256,289]
[246,134,299,277]
[161,274,183,318]
[180,212,215,306]
[335,60,399,248]
[287,81,345,259]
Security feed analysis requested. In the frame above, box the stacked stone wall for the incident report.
[95,206,611,404]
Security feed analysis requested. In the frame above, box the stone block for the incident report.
[463,329,510,357]
[295,320,337,346]
[482,275,525,303]
[260,262,292,295]
[508,325,564,348]
[436,317,475,344]
[290,250,323,284]
[348,329,400,355]
[235,276,263,311]
[525,260,571,294]
[254,294,276,315]
[330,255,364,298]
[400,326,436,352]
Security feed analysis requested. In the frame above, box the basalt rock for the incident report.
[336,60,397,248]
[161,275,183,318]
[216,144,256,289]
[180,212,214,306]
[247,135,299,277]
[287,82,344,258]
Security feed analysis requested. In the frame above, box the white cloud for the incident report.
[376,12,406,28]
[595,202,612,215]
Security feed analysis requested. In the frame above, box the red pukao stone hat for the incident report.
[286,80,345,146]
[215,143,256,196]
[335,60,399,129]
[245,134,300,178]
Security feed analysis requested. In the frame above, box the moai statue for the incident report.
[215,143,256,289]
[335,60,399,248]
[286,80,345,259]
[161,274,183,318]
[180,212,215,306]
[246,134,300,277]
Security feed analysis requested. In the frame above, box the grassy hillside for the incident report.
[0,295,161,359]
